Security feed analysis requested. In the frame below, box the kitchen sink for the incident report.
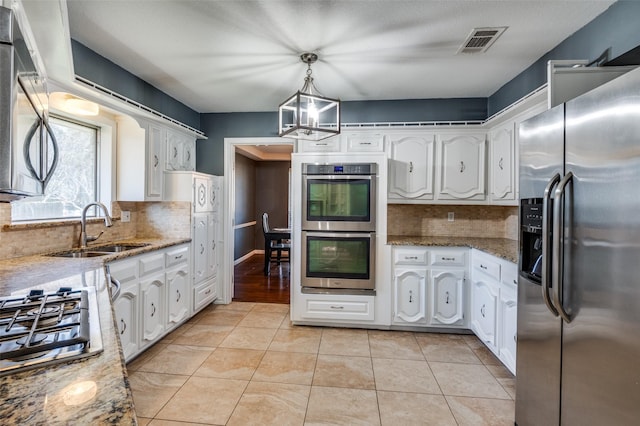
[90,243,150,252]
[49,250,110,258]
[47,243,151,258]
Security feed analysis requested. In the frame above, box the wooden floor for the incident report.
[233,253,290,304]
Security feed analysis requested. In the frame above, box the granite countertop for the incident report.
[387,235,518,263]
[0,237,190,424]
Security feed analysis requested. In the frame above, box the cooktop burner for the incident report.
[0,286,103,376]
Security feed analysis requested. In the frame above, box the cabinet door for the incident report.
[140,273,166,347]
[166,264,190,328]
[194,176,208,213]
[471,279,498,349]
[430,269,465,326]
[183,139,195,171]
[208,176,220,212]
[438,134,485,200]
[388,134,435,199]
[207,213,218,279]
[499,284,518,374]
[193,215,208,283]
[393,269,428,324]
[489,124,515,202]
[113,281,138,361]
[166,131,183,171]
[146,124,164,200]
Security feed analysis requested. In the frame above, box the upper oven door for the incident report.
[302,174,376,232]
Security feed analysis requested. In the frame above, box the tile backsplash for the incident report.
[0,201,191,259]
[388,204,518,240]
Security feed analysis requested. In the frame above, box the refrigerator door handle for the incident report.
[553,171,573,323]
[542,173,561,316]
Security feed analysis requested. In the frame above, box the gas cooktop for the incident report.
[0,286,103,376]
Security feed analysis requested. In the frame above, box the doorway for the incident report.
[222,137,294,304]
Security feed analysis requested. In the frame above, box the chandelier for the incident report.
[278,53,341,140]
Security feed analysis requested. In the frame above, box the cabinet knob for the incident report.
[120,318,127,335]
[153,155,159,168]
[409,289,413,303]
[330,305,344,310]
[460,161,466,173]
[176,290,181,302]
[499,157,504,170]
[481,304,486,317]
[174,255,183,260]
[480,264,487,270]
[151,302,156,317]
[445,291,450,304]
[409,161,414,173]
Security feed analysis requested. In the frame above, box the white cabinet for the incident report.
[299,294,375,321]
[193,214,208,283]
[393,269,428,324]
[392,247,468,328]
[470,249,518,374]
[109,243,191,362]
[140,272,166,348]
[489,123,515,204]
[470,278,499,351]
[110,259,139,361]
[499,279,518,373]
[387,134,435,200]
[437,133,486,201]
[430,269,465,326]
[166,245,190,327]
[165,172,222,314]
[296,136,341,153]
[344,133,384,152]
[166,130,196,171]
[116,117,165,201]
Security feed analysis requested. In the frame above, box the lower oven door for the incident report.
[301,231,375,291]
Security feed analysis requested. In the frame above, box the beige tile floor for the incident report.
[129,302,515,425]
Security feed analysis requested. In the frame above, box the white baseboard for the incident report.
[234,249,263,265]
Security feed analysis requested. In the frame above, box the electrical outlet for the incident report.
[121,211,131,222]
[448,212,455,222]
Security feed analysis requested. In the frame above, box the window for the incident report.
[12,116,99,222]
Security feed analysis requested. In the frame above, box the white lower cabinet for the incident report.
[393,269,428,324]
[392,247,467,329]
[299,294,375,321]
[112,278,138,361]
[470,249,518,374]
[430,269,465,326]
[166,264,190,327]
[109,243,191,362]
[470,278,499,351]
[140,272,166,348]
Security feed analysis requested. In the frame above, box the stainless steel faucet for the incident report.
[79,202,113,248]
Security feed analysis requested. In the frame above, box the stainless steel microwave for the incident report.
[301,163,377,232]
[0,6,58,201]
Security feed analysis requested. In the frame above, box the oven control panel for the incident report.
[302,163,377,175]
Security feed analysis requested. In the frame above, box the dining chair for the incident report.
[262,212,291,275]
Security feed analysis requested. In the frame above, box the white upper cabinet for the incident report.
[116,117,165,201]
[387,133,435,200]
[489,123,516,204]
[167,130,196,171]
[436,133,486,201]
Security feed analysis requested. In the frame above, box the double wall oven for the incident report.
[301,163,377,293]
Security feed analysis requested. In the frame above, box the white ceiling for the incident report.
[65,0,615,114]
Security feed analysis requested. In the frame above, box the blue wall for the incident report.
[488,1,640,115]
[71,40,201,129]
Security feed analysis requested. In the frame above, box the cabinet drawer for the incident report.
[302,297,374,321]
[394,248,429,266]
[108,259,137,283]
[473,256,501,281]
[139,252,165,276]
[166,245,189,267]
[297,137,341,153]
[345,134,384,152]
[193,280,216,312]
[430,251,466,267]
[501,261,518,287]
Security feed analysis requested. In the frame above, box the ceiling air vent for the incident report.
[457,27,507,54]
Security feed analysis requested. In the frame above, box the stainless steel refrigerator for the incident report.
[516,66,640,425]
